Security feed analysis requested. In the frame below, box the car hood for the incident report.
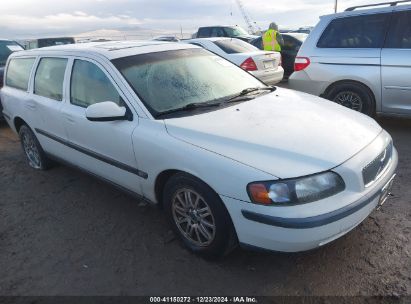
[164,88,382,178]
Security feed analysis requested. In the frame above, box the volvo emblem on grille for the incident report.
[363,142,392,187]
[376,148,388,177]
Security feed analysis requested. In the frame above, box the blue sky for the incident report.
[1,0,384,38]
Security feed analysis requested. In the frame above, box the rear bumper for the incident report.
[222,146,398,252]
[252,67,284,85]
[288,70,329,96]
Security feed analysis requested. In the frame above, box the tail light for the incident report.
[240,57,258,71]
[294,57,310,71]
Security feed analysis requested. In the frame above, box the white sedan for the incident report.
[1,41,397,257]
[185,37,284,85]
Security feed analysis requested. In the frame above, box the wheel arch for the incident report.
[154,169,222,209]
[14,116,28,133]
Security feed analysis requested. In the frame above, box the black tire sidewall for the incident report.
[327,82,375,116]
[163,173,235,258]
[19,125,49,170]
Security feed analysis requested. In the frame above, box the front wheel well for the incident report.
[154,170,221,209]
[155,170,183,208]
[14,117,28,133]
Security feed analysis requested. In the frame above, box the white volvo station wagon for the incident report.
[0,41,398,257]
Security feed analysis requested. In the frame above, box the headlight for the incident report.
[247,172,345,206]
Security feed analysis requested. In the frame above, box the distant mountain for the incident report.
[75,26,195,41]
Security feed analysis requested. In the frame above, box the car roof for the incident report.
[321,3,411,19]
[10,40,199,60]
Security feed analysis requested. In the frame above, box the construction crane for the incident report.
[234,0,261,34]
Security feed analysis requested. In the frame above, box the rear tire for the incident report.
[163,173,237,258]
[19,125,52,170]
[326,82,375,117]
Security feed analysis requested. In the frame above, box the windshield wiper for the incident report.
[226,86,277,103]
[155,101,222,118]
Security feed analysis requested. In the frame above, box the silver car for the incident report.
[289,1,411,117]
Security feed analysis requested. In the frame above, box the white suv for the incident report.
[289,1,411,117]
[0,41,398,256]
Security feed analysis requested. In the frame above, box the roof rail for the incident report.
[345,0,411,11]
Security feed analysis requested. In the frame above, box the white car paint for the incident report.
[0,41,398,252]
[185,38,284,85]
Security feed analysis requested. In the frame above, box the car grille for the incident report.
[362,142,393,187]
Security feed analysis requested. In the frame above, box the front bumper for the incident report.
[222,134,398,252]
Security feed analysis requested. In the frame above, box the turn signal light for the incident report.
[247,183,271,205]
[294,57,311,71]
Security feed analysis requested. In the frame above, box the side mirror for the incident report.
[86,101,128,122]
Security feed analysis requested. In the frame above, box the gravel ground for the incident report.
[0,118,410,297]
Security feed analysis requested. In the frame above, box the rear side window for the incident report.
[317,13,389,48]
[70,59,122,108]
[34,58,67,101]
[198,28,211,38]
[6,58,36,91]
[214,39,259,54]
[385,11,411,49]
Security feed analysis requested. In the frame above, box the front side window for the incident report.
[214,39,259,54]
[70,59,122,108]
[34,58,67,101]
[385,11,411,49]
[6,58,36,91]
[112,48,263,117]
[317,13,389,48]
[224,27,248,37]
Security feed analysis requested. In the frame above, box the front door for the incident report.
[60,57,143,193]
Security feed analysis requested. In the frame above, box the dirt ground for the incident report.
[0,117,410,297]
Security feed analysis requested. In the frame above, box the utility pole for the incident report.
[334,0,338,13]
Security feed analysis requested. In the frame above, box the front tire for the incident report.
[326,82,375,116]
[163,173,237,258]
[19,125,51,170]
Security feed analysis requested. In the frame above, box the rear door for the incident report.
[31,57,71,157]
[381,9,411,115]
[60,57,143,193]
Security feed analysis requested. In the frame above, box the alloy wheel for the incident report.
[171,188,216,247]
[21,131,42,169]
